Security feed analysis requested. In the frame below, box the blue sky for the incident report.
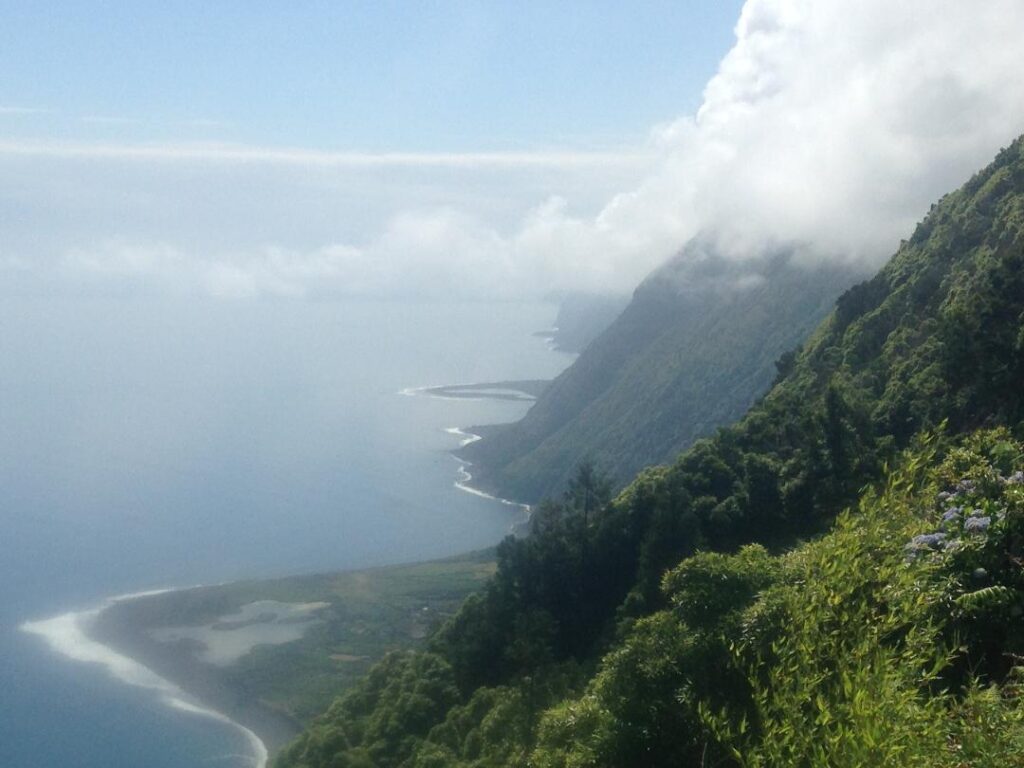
[0,1,742,150]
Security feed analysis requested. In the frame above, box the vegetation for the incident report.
[464,249,859,503]
[275,136,1024,767]
[537,429,1024,767]
[100,553,495,723]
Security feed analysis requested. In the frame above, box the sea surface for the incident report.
[0,296,571,768]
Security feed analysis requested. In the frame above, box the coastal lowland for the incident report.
[88,552,497,754]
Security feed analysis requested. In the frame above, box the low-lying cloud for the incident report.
[525,0,1024,284]
[4,0,1024,300]
[661,0,1024,264]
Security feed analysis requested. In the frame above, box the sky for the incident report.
[0,1,740,150]
[2,0,1024,300]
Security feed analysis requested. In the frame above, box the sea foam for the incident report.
[444,426,482,448]
[20,590,268,768]
[445,427,531,532]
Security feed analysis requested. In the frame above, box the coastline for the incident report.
[21,589,276,768]
[404,377,539,533]
[90,591,303,756]
[15,379,541,767]
[18,551,502,768]
[445,426,533,535]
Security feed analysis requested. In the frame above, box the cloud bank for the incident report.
[656,0,1024,264]
[520,0,1024,286]
[4,0,1024,300]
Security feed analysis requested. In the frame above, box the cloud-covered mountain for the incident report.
[461,242,862,502]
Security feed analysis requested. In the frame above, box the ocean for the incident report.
[0,296,571,768]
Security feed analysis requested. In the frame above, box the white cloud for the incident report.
[80,115,146,126]
[0,139,649,170]
[521,0,1024,285]
[222,0,1024,295]
[0,105,47,116]
[501,0,1024,289]
[5,0,1024,300]
[64,240,183,277]
[62,239,368,299]
[180,118,226,129]
[669,0,1024,264]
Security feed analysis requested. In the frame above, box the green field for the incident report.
[104,551,496,723]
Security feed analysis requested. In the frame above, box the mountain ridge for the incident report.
[462,245,863,502]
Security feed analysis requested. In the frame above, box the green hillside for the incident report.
[275,136,1024,767]
[463,247,860,503]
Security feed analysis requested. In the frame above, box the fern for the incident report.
[954,585,1015,614]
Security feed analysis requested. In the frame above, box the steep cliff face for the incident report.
[542,292,629,353]
[464,244,861,502]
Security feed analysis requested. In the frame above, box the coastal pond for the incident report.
[149,600,331,666]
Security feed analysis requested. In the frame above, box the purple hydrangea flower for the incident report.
[968,507,985,517]
[1008,471,1024,486]
[904,532,949,562]
[938,491,953,502]
[964,516,991,533]
[909,532,947,549]
[942,507,962,523]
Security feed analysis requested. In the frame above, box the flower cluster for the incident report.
[904,532,947,560]
[905,476,1007,561]
[964,515,992,534]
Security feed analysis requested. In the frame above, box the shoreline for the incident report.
[15,379,541,766]
[405,377,538,534]
[91,589,304,758]
[445,426,533,535]
[17,546,503,767]
[21,589,275,768]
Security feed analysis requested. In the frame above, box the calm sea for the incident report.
[0,296,571,768]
